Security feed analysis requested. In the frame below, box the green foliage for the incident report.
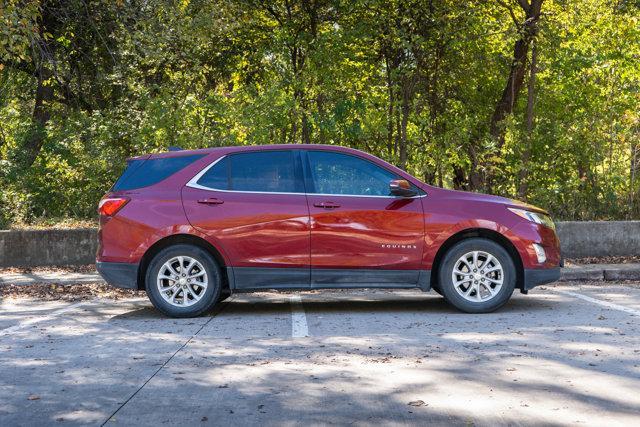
[0,0,639,227]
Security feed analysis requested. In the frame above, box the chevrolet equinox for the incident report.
[97,145,561,317]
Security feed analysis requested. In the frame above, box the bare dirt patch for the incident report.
[0,264,96,275]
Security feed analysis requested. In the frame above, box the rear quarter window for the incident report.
[113,154,204,191]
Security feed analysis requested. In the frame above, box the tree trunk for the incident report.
[0,119,7,150]
[467,139,483,191]
[517,40,537,200]
[385,57,395,159]
[453,166,467,190]
[22,67,54,167]
[398,80,411,170]
[301,111,311,144]
[19,2,58,167]
[478,0,543,191]
[630,139,640,218]
[490,0,543,145]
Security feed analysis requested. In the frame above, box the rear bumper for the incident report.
[523,267,561,291]
[96,261,139,289]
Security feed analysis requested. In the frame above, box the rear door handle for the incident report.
[313,201,341,209]
[197,198,224,205]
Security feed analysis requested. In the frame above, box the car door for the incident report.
[182,150,311,289]
[303,150,426,287]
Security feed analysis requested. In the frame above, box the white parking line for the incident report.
[0,300,90,337]
[290,295,309,338]
[554,289,640,316]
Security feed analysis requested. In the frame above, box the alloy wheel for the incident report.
[451,250,504,302]
[156,256,208,307]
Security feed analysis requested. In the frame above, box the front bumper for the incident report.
[96,261,139,289]
[508,221,561,269]
[523,267,561,291]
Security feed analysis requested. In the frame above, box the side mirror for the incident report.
[389,179,417,197]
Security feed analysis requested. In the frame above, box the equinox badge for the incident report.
[381,244,417,249]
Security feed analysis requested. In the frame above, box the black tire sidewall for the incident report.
[145,244,222,318]
[438,238,516,313]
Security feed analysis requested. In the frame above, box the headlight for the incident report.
[508,208,555,230]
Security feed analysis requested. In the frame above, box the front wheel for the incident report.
[145,244,222,318]
[438,238,516,313]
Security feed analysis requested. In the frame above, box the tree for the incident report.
[465,0,544,191]
[1,0,639,225]
[1,0,122,166]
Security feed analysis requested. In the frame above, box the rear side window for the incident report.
[196,151,301,193]
[113,155,204,191]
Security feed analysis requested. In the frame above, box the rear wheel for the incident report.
[438,238,516,313]
[145,244,222,318]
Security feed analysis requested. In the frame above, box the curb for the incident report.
[0,272,102,286]
[560,264,640,282]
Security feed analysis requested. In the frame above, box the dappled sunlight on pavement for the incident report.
[0,284,639,425]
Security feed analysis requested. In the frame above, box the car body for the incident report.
[96,144,561,317]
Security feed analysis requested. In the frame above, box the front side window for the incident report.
[308,151,398,196]
[196,151,300,193]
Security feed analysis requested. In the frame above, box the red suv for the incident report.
[97,145,561,317]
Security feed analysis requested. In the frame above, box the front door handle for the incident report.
[314,201,341,209]
[197,198,224,205]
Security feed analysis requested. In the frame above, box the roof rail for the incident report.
[168,146,183,152]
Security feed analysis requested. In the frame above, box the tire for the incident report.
[438,238,516,313]
[145,244,222,318]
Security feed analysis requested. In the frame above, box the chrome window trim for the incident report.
[186,153,426,199]
[185,154,306,195]
[186,155,229,191]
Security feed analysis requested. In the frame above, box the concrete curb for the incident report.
[2,264,640,286]
[559,264,640,282]
[602,264,640,281]
[0,272,102,286]
[559,266,604,281]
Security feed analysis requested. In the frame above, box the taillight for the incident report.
[98,197,129,216]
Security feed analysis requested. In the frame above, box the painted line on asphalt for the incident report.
[0,300,90,337]
[554,289,640,316]
[290,295,309,338]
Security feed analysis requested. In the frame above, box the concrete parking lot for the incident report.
[1,283,639,426]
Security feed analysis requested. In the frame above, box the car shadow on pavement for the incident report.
[108,291,557,322]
